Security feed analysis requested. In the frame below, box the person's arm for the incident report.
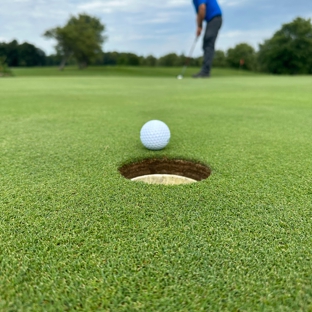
[196,4,206,37]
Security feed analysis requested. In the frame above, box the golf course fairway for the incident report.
[1,73,311,311]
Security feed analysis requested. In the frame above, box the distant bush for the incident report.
[227,43,257,71]
[0,56,13,77]
[157,53,183,67]
[0,40,46,67]
[213,50,227,67]
[141,55,157,67]
[117,53,140,66]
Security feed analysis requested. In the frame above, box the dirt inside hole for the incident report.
[119,158,211,182]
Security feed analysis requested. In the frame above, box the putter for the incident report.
[177,36,199,79]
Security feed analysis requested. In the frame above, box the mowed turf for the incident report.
[0,72,311,311]
[11,65,262,78]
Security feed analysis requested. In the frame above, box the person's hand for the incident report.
[196,26,202,37]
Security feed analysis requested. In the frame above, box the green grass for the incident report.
[11,65,262,77]
[0,71,311,311]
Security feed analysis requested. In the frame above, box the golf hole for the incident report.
[119,158,211,185]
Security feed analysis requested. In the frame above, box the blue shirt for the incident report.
[193,0,222,22]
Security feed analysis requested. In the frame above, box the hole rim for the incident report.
[119,157,211,183]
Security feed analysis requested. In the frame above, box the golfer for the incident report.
[192,0,222,78]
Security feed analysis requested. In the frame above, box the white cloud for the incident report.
[78,0,190,13]
[78,1,125,13]
[133,17,172,25]
[219,0,252,7]
[218,28,275,51]
[126,34,157,41]
[218,0,258,8]
[130,11,186,25]
[164,0,189,8]
[0,0,74,18]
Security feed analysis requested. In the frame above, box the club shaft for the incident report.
[179,36,198,76]
[187,37,198,61]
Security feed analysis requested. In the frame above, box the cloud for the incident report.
[164,0,189,7]
[126,34,158,41]
[78,1,124,13]
[78,0,190,13]
[218,28,276,50]
[130,11,187,25]
[0,0,74,19]
[219,0,250,7]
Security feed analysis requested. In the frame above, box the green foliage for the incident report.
[18,42,46,66]
[46,54,78,66]
[117,53,140,66]
[44,14,106,69]
[0,40,46,67]
[191,56,203,67]
[0,40,19,66]
[141,55,157,67]
[101,53,201,68]
[212,50,227,67]
[102,51,119,65]
[157,53,183,66]
[258,17,312,74]
[227,43,256,70]
[100,52,142,66]
[0,56,12,76]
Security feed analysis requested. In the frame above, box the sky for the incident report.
[0,0,311,57]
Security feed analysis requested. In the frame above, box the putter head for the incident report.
[177,75,183,80]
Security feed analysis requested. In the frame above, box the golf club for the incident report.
[177,36,199,79]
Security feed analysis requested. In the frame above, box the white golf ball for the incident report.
[177,75,183,80]
[140,120,171,150]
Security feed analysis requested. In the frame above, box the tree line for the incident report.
[1,15,312,75]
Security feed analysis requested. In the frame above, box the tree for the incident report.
[142,55,157,67]
[116,53,140,66]
[102,52,119,65]
[44,14,106,70]
[127,53,140,66]
[0,40,46,67]
[18,42,46,66]
[227,43,256,70]
[258,17,312,74]
[46,54,62,66]
[0,40,19,67]
[158,53,181,66]
[191,56,202,67]
[0,56,12,76]
[212,50,226,67]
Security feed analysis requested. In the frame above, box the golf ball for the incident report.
[177,75,183,79]
[140,120,171,150]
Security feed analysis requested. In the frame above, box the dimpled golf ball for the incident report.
[140,120,171,150]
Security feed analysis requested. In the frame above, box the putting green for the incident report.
[0,74,311,311]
